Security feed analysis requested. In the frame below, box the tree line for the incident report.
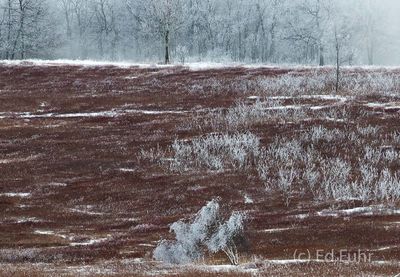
[0,0,396,65]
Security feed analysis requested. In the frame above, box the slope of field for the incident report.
[0,61,399,276]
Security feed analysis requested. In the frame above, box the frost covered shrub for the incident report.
[153,199,219,264]
[276,167,298,207]
[153,199,246,265]
[187,77,263,96]
[256,152,269,183]
[257,138,306,206]
[254,70,400,97]
[303,126,347,143]
[189,69,400,98]
[363,146,382,165]
[266,139,304,163]
[137,144,165,164]
[391,132,400,144]
[256,70,335,96]
[170,132,260,172]
[303,164,321,198]
[357,125,380,137]
[318,158,352,201]
[340,71,400,96]
[253,122,400,205]
[200,99,311,131]
[206,211,245,265]
[374,169,400,203]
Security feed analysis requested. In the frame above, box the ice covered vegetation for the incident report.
[153,199,246,265]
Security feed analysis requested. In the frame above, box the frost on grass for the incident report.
[153,199,246,265]
[253,124,400,206]
[169,133,260,172]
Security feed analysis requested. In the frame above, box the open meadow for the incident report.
[0,61,400,276]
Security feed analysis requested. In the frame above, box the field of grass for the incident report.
[0,61,399,276]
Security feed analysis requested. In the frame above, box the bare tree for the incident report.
[4,0,52,59]
[0,0,399,64]
[127,0,185,64]
[286,0,330,65]
[71,0,91,59]
[330,0,357,93]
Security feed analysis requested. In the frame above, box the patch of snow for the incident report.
[267,95,348,102]
[268,96,293,100]
[34,230,55,235]
[262,227,293,233]
[188,185,204,191]
[264,104,341,111]
[33,230,68,239]
[125,109,186,115]
[132,224,157,231]
[372,260,400,265]
[309,105,332,110]
[375,245,400,251]
[364,102,400,110]
[119,168,135,173]
[46,182,67,187]
[0,109,187,119]
[138,243,154,247]
[317,206,400,217]
[266,259,324,264]
[15,217,41,223]
[0,192,31,198]
[323,117,346,123]
[266,105,304,110]
[186,264,258,274]
[70,236,109,247]
[365,103,386,108]
[292,214,310,220]
[301,94,348,102]
[0,59,146,68]
[0,155,41,164]
[70,207,104,216]
[64,264,116,275]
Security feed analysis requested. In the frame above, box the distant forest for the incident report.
[0,0,399,65]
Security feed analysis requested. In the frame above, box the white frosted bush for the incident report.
[170,132,260,172]
[154,199,220,264]
[357,125,380,137]
[374,170,400,203]
[363,146,381,165]
[382,149,400,163]
[206,212,245,265]
[319,158,352,201]
[276,167,298,207]
[303,165,320,197]
[153,199,246,265]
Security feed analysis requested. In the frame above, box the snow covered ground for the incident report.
[2,59,400,71]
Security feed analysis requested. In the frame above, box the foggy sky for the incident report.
[3,0,400,65]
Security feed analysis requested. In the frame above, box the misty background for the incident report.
[1,0,400,65]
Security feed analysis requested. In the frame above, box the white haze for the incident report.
[1,0,400,65]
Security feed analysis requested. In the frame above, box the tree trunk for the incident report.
[319,45,324,66]
[367,40,374,65]
[20,14,25,59]
[165,29,170,64]
[222,242,239,266]
[335,30,340,94]
[5,0,12,59]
